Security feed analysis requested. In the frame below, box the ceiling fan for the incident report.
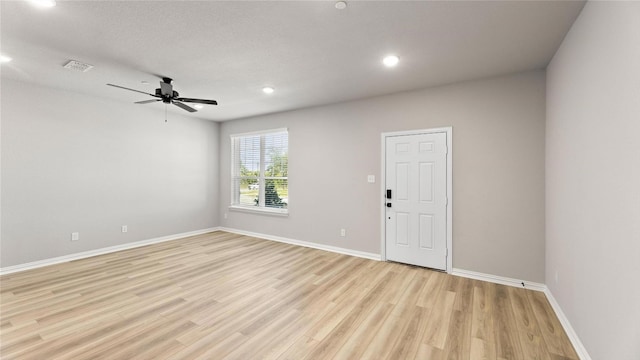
[107,77,217,113]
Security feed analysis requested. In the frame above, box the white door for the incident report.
[385,132,448,270]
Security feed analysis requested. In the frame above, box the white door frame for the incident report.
[380,127,453,273]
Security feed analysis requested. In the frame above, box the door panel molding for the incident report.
[380,127,453,273]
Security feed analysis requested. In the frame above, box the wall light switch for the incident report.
[71,232,79,241]
[367,175,375,183]
[121,225,128,233]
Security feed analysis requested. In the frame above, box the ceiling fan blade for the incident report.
[175,97,218,105]
[173,101,197,113]
[160,81,173,96]
[107,83,154,96]
[135,99,161,104]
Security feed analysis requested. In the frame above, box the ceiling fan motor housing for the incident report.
[155,88,179,103]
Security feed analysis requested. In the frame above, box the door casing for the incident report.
[380,127,453,273]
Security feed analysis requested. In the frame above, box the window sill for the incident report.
[228,205,289,217]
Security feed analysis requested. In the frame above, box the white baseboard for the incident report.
[217,227,381,261]
[0,227,220,276]
[451,267,547,292]
[544,287,592,360]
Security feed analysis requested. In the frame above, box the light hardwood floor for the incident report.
[0,231,578,359]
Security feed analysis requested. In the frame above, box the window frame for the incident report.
[229,128,289,216]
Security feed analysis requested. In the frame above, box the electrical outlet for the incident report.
[121,225,128,233]
[340,229,346,237]
[367,175,375,183]
[71,232,79,241]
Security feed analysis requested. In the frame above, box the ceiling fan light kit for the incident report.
[107,77,217,114]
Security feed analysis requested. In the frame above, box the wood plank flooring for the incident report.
[0,231,578,359]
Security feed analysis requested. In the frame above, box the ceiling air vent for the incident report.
[63,60,94,72]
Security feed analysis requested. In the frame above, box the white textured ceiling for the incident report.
[1,1,584,121]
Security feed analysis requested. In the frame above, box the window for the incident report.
[231,129,288,214]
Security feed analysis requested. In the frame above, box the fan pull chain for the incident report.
[165,104,168,123]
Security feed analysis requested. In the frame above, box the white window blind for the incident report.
[231,129,288,213]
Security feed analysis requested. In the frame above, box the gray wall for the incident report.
[546,2,640,359]
[1,79,220,267]
[220,71,546,283]
[2,71,547,284]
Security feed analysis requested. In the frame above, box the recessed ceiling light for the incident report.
[262,87,275,94]
[335,1,347,10]
[383,55,399,68]
[193,104,204,109]
[0,55,12,63]
[29,0,56,8]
